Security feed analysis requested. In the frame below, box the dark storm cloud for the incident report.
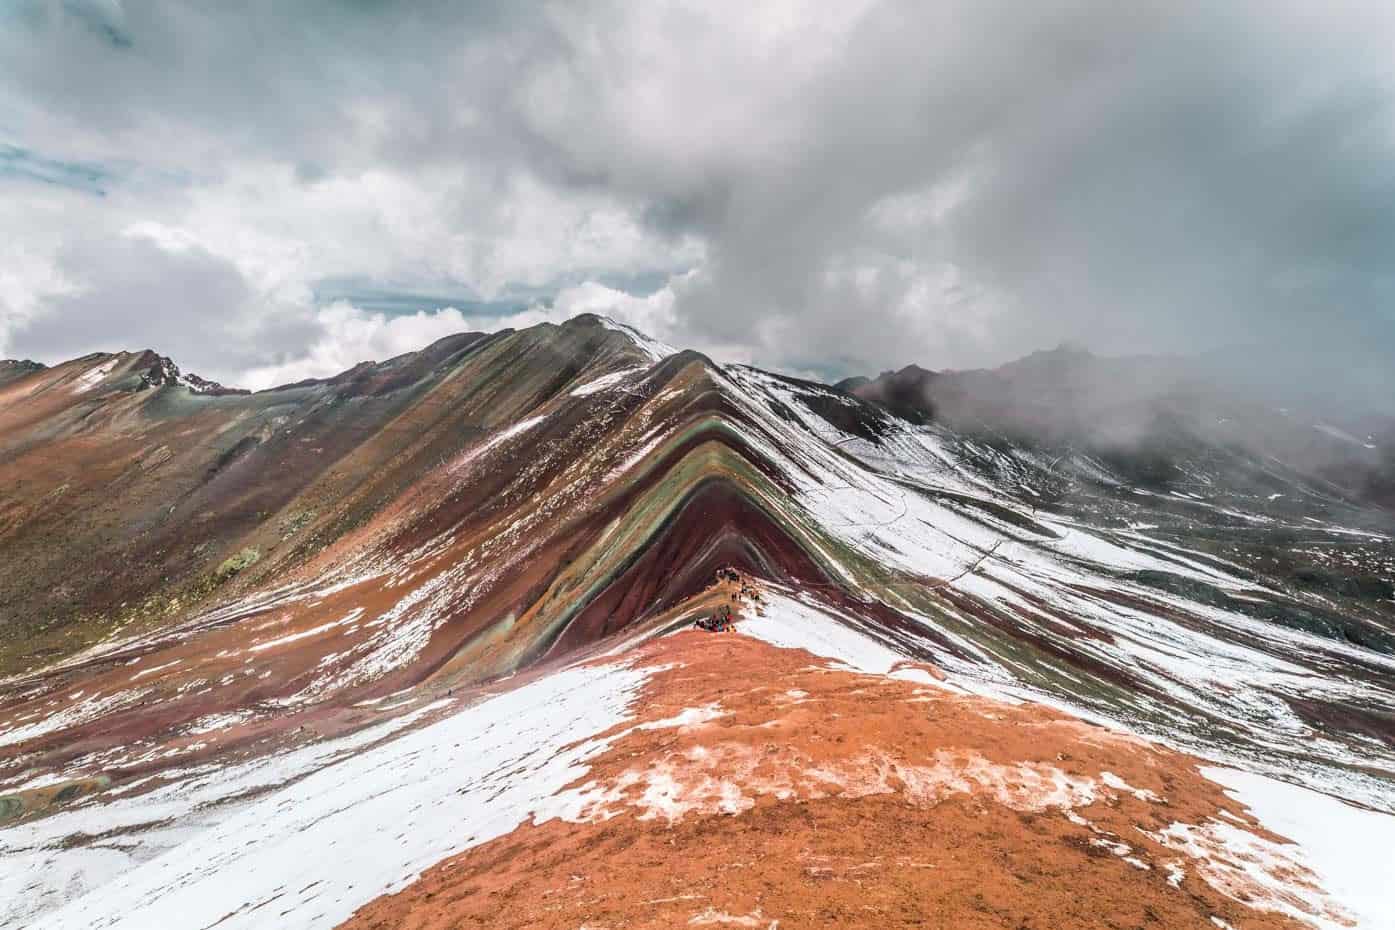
[2,1,1393,404]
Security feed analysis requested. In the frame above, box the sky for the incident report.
[2,1,1394,394]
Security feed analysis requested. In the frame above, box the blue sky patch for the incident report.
[0,143,112,195]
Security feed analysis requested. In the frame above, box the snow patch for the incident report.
[19,661,650,930]
[69,358,118,393]
[570,366,646,397]
[1203,766,1395,930]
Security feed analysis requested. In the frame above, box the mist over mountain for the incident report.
[842,343,1395,512]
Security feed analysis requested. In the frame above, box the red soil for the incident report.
[339,627,1342,930]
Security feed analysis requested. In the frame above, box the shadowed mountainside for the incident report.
[0,318,642,672]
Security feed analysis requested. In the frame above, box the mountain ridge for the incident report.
[1,314,1392,929]
[841,343,1395,515]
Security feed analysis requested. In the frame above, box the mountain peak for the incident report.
[133,351,248,396]
[0,358,46,390]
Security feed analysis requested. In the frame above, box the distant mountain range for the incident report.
[840,345,1395,513]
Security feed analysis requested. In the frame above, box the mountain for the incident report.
[1,318,1392,929]
[0,321,638,673]
[849,345,1395,510]
[0,359,44,390]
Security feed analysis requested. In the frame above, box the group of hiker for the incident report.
[694,566,758,633]
[695,603,735,633]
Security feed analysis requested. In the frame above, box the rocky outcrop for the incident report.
[133,352,248,395]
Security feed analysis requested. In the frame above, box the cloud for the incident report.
[549,280,678,343]
[7,230,321,382]
[2,1,1393,404]
[0,143,112,194]
[243,272,709,391]
[238,303,481,391]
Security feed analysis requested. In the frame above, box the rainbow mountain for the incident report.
[1,315,1392,929]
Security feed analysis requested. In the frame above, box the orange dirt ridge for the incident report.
[340,630,1346,930]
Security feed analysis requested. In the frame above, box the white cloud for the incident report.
[549,279,679,341]
[3,0,1395,398]
[235,283,690,391]
[238,303,478,391]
